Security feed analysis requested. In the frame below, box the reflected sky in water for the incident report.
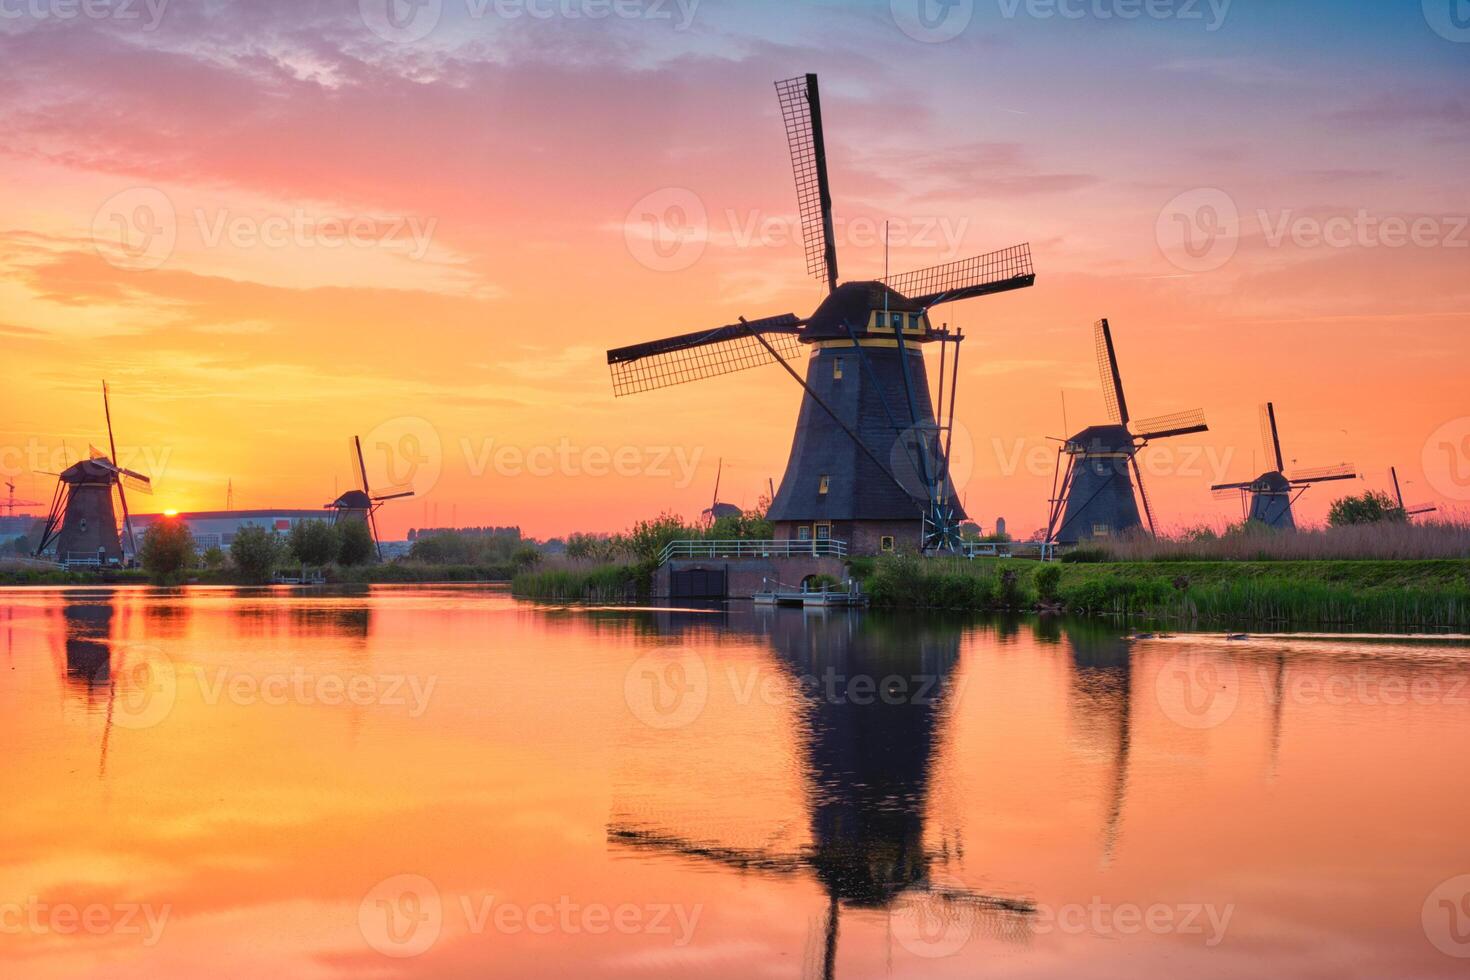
[2,585,1469,978]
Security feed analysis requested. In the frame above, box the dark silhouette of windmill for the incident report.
[1390,466,1437,520]
[1046,319,1208,544]
[607,74,1036,554]
[1211,403,1356,529]
[700,458,741,526]
[608,610,1034,979]
[326,436,414,561]
[33,382,153,566]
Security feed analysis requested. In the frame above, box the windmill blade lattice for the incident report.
[607,315,803,396]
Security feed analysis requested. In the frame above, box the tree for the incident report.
[289,519,340,567]
[201,545,227,570]
[231,525,283,583]
[337,519,376,566]
[1328,491,1405,527]
[139,520,196,582]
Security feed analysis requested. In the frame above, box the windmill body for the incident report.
[607,75,1035,555]
[1047,320,1207,545]
[1247,471,1296,530]
[47,459,127,563]
[326,437,414,561]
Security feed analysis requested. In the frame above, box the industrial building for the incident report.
[129,510,329,552]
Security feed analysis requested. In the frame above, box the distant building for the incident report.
[995,517,1007,538]
[0,515,41,540]
[130,510,328,553]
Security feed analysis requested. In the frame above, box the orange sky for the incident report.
[2,2,1467,539]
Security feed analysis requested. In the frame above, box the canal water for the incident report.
[2,585,1468,978]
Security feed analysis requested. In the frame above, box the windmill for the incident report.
[606,74,1036,555]
[1389,466,1437,520]
[1211,402,1356,529]
[3,479,42,518]
[33,382,153,566]
[325,436,414,561]
[700,458,742,527]
[1045,319,1208,545]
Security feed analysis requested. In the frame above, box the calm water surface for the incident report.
[3,585,1469,978]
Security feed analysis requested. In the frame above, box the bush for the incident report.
[1329,490,1405,527]
[231,525,283,583]
[337,519,376,566]
[139,520,196,582]
[289,519,340,567]
[201,545,227,570]
[1035,564,1062,604]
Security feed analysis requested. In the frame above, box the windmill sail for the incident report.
[607,314,803,397]
[1094,318,1129,425]
[774,74,838,292]
[882,243,1035,309]
[1260,402,1285,472]
[1288,464,1356,485]
[1132,408,1209,441]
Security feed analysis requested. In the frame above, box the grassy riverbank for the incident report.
[860,555,1470,630]
[511,563,646,602]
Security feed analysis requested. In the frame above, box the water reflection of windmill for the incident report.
[607,74,1037,554]
[326,436,414,561]
[1046,320,1208,545]
[1059,623,1134,865]
[33,382,153,566]
[608,611,1034,978]
[1211,403,1357,529]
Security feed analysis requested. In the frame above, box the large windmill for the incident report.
[1211,402,1356,529]
[607,74,1036,555]
[33,382,153,567]
[1045,319,1208,545]
[325,436,414,561]
[1389,466,1437,521]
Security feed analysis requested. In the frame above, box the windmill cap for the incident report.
[802,281,924,341]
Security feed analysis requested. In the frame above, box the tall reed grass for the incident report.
[1093,518,1470,562]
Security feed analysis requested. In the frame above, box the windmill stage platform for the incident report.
[653,539,852,601]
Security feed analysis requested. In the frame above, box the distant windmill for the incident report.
[607,74,1036,554]
[701,458,741,526]
[1390,466,1437,520]
[33,382,153,565]
[1211,403,1356,529]
[325,436,414,561]
[1046,320,1208,544]
[3,479,41,518]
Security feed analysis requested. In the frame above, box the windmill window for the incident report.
[833,359,843,380]
[797,525,812,541]
[1092,524,1111,537]
[818,475,830,495]
[815,523,831,541]
[909,314,923,330]
[880,535,895,552]
[892,312,906,329]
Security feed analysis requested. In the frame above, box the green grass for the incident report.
[511,563,645,602]
[861,556,1470,630]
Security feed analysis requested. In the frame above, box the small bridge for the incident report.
[655,539,851,601]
